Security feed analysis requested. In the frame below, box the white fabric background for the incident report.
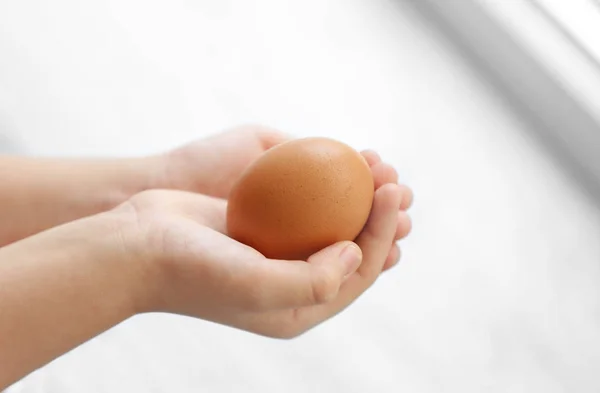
[2,0,600,392]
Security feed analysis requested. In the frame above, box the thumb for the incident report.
[248,241,362,311]
[308,241,363,287]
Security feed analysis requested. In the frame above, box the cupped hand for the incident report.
[162,125,414,203]
[160,124,412,270]
[114,153,412,338]
[162,125,290,198]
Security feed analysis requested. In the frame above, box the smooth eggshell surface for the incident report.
[226,137,374,260]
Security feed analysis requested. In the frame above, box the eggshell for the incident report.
[226,137,374,260]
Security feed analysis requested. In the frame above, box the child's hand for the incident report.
[162,124,413,202]
[114,162,411,338]
[159,124,412,271]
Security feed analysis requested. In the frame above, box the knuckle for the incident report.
[356,256,384,281]
[243,277,271,312]
[310,268,340,304]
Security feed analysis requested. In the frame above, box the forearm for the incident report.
[0,155,164,245]
[0,212,149,389]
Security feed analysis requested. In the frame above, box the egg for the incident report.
[226,137,374,260]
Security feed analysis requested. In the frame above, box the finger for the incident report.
[292,183,402,329]
[242,241,362,311]
[360,150,381,167]
[382,243,401,271]
[354,184,403,278]
[395,211,412,241]
[371,162,399,189]
[398,184,414,210]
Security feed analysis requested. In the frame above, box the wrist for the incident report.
[98,204,173,314]
[18,210,160,317]
[72,213,152,317]
[102,155,169,208]
[88,210,163,315]
[159,144,212,193]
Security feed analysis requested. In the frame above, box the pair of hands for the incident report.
[111,125,413,338]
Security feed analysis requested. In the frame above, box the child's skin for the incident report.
[0,125,413,389]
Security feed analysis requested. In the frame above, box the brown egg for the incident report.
[226,137,374,260]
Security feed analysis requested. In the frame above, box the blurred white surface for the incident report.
[535,0,600,64]
[2,0,600,392]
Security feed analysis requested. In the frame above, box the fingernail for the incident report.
[340,244,362,277]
